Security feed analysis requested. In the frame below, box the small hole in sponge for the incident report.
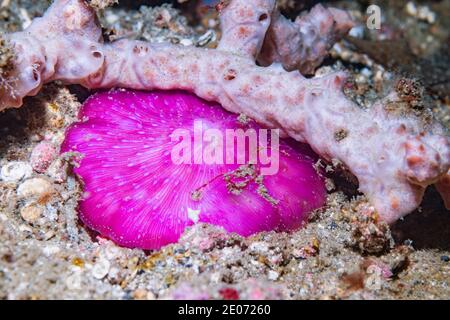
[259,13,268,21]
[224,69,237,81]
[92,51,102,58]
[32,69,39,82]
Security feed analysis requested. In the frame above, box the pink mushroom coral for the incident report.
[62,90,326,249]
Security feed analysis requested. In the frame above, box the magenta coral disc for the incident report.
[62,90,326,249]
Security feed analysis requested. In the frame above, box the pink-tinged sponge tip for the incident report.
[62,90,326,249]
